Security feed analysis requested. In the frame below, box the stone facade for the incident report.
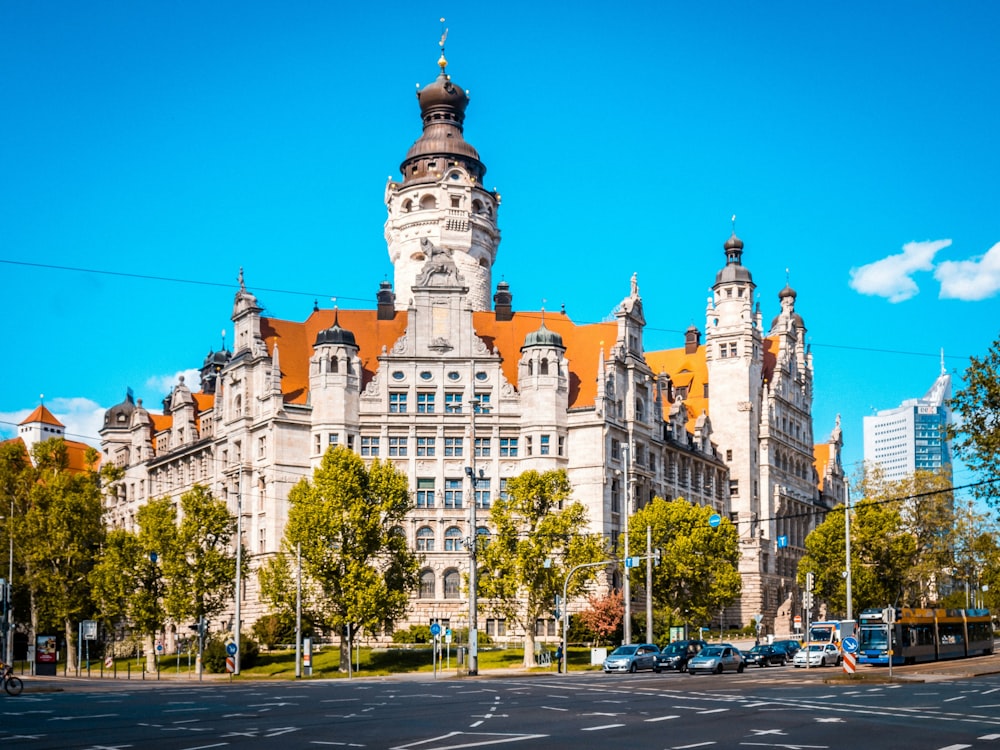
[98,54,844,641]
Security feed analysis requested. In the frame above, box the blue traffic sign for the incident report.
[708,514,722,528]
[842,636,859,654]
[777,535,788,548]
[226,642,238,656]
[430,623,442,637]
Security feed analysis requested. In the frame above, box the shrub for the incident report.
[202,635,260,673]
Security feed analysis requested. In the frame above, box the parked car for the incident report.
[602,643,661,673]
[744,644,789,667]
[654,639,708,673]
[687,645,745,675]
[772,639,802,657]
[793,642,841,667]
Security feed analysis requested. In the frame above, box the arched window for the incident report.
[444,526,463,552]
[527,360,534,376]
[472,199,483,214]
[402,199,413,213]
[443,569,461,599]
[234,394,242,415]
[540,357,549,375]
[476,526,491,548]
[416,526,435,552]
[419,194,436,210]
[418,569,435,599]
[635,398,645,421]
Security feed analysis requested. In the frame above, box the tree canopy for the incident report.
[951,335,1000,510]
[626,497,741,628]
[282,446,419,671]
[476,469,606,667]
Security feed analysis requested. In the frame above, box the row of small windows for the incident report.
[415,477,505,509]
[414,525,490,553]
[401,195,493,217]
[392,370,489,382]
[390,392,492,414]
[321,435,522,458]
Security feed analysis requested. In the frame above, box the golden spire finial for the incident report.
[438,18,449,71]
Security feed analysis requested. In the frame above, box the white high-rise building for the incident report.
[863,358,953,482]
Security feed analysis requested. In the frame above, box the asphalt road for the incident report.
[4,659,1000,749]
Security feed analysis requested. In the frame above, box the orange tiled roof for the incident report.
[20,404,64,428]
[261,310,410,405]
[472,311,617,408]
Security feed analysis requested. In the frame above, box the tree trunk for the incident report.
[522,628,538,668]
[63,619,76,674]
[145,633,156,673]
[339,626,350,673]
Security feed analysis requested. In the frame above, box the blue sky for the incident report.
[2,1,998,497]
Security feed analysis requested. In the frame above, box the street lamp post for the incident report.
[234,466,242,675]
[622,443,631,645]
[465,398,481,675]
[5,499,12,665]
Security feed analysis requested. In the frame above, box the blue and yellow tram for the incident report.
[858,607,994,666]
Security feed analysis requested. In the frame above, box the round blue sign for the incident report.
[226,642,238,656]
[430,623,442,637]
[708,514,722,528]
[842,636,859,654]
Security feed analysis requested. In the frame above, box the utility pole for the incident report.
[844,489,853,622]
[646,525,653,643]
[234,465,242,675]
[295,542,302,679]
[622,443,631,645]
[465,396,480,675]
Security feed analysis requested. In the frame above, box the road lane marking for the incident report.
[934,745,971,750]
[672,743,716,749]
[645,715,680,722]
[698,708,729,714]
[978,736,1000,741]
[582,724,626,731]
[944,697,966,703]
[540,706,569,711]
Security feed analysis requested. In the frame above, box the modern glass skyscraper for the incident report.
[863,357,952,482]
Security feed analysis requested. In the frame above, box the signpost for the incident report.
[841,636,859,676]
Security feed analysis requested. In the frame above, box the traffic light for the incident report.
[805,572,815,592]
[653,548,662,566]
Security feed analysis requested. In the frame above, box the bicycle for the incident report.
[1,664,23,696]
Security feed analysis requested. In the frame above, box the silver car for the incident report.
[686,645,745,674]
[793,642,841,667]
[602,643,660,673]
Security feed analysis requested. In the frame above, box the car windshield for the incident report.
[611,646,638,656]
[700,647,724,656]
[662,643,684,654]
[808,644,824,652]
[747,646,763,654]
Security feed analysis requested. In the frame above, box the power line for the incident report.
[0,257,978,363]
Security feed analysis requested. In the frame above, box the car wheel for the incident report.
[737,662,745,673]
[654,666,662,674]
[629,662,637,673]
[714,664,723,675]
[780,657,786,666]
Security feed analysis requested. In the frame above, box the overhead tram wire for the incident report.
[0,258,978,365]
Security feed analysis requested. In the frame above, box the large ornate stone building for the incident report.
[99,50,845,640]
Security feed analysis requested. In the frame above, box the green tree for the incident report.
[283,446,419,672]
[894,469,956,606]
[90,497,178,671]
[477,469,606,667]
[951,336,1000,509]
[163,485,241,633]
[627,497,741,629]
[799,496,917,615]
[18,439,107,670]
[255,549,317,647]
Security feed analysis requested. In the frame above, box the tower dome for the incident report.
[400,56,485,185]
[521,321,564,351]
[314,310,358,348]
[715,232,753,285]
[103,391,136,428]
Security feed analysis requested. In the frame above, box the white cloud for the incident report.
[935,241,1000,301]
[145,368,202,398]
[849,239,951,303]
